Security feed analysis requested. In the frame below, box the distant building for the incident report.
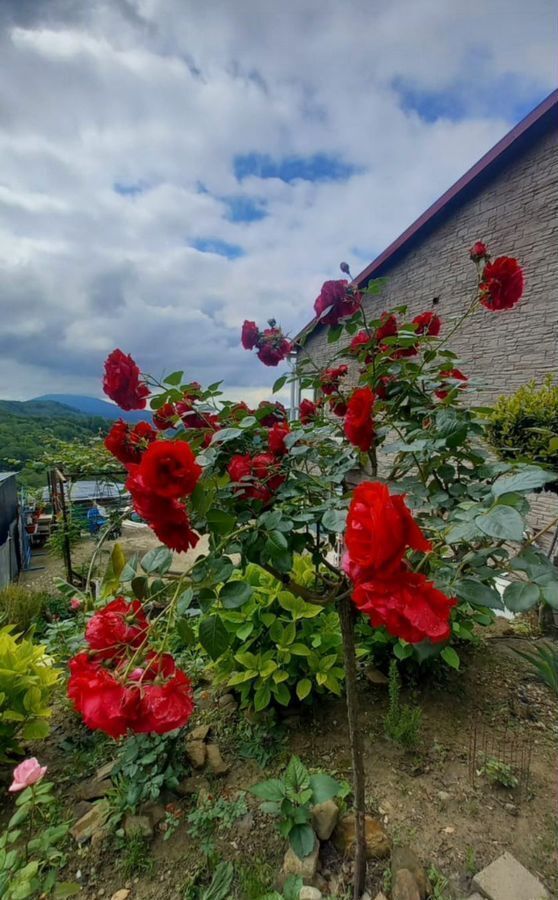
[0,472,21,587]
[297,90,558,548]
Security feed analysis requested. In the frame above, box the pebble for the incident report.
[438,791,451,802]
[443,826,455,834]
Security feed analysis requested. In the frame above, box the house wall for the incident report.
[300,122,558,550]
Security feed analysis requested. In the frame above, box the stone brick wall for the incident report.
[301,122,558,549]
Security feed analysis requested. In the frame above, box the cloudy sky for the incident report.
[0,0,555,406]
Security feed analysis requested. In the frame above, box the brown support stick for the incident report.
[339,592,367,898]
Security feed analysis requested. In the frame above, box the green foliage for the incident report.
[45,519,83,559]
[251,755,345,859]
[255,876,303,900]
[384,660,422,749]
[487,376,558,469]
[117,831,154,878]
[0,585,55,634]
[481,757,519,789]
[186,793,248,857]
[109,731,186,821]
[231,718,287,769]
[198,861,234,900]
[0,626,59,759]
[210,559,344,711]
[0,777,79,899]
[514,644,558,695]
[427,866,451,900]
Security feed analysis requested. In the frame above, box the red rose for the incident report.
[376,375,394,400]
[412,311,441,336]
[257,401,287,426]
[252,452,278,480]
[68,653,138,738]
[480,256,524,310]
[241,320,260,350]
[85,598,149,659]
[153,403,177,431]
[126,467,174,522]
[375,313,398,342]
[103,349,149,411]
[320,365,348,396]
[225,401,253,423]
[268,421,290,456]
[105,419,156,466]
[435,368,468,400]
[349,330,372,358]
[228,454,253,485]
[150,503,199,553]
[344,387,376,452]
[299,398,318,424]
[345,481,431,577]
[256,328,292,367]
[134,654,195,734]
[352,570,456,644]
[138,440,202,499]
[329,397,348,417]
[469,241,489,262]
[314,280,361,326]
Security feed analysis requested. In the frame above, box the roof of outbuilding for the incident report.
[296,89,558,343]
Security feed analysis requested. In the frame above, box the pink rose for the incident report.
[70,598,82,611]
[9,758,47,792]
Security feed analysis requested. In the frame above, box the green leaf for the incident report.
[131,575,149,599]
[250,779,286,802]
[21,720,49,740]
[309,773,341,804]
[141,546,173,575]
[476,506,524,542]
[177,588,194,615]
[273,375,288,394]
[296,678,312,701]
[220,581,253,609]
[289,824,316,859]
[253,682,271,711]
[541,580,558,609]
[52,884,82,898]
[111,542,126,577]
[176,618,195,645]
[211,427,242,445]
[503,582,540,612]
[272,682,291,706]
[198,616,230,660]
[441,647,460,669]
[321,508,347,532]
[492,466,557,497]
[163,370,184,386]
[206,508,236,535]
[455,579,504,609]
[327,325,342,343]
[394,642,412,660]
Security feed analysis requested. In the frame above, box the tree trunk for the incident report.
[339,592,367,899]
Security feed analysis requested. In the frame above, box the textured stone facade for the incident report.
[301,120,558,549]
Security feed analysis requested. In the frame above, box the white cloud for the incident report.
[0,0,554,401]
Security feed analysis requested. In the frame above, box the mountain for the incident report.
[32,394,146,423]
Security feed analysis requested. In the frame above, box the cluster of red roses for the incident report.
[68,598,194,738]
[313,279,362,325]
[344,482,456,644]
[227,421,290,505]
[241,319,292,366]
[469,242,525,311]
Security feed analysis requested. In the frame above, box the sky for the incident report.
[0,0,555,407]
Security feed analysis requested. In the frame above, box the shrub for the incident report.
[487,376,558,470]
[0,626,60,759]
[384,660,422,749]
[0,585,70,635]
[211,557,344,711]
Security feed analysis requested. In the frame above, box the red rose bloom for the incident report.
[299,398,318,424]
[345,481,431,577]
[352,570,456,644]
[126,468,174,522]
[480,256,524,310]
[85,598,149,660]
[68,653,138,739]
[320,365,348,396]
[329,397,348,417]
[256,328,292,367]
[268,421,290,456]
[252,452,278,480]
[469,241,489,262]
[375,313,398,342]
[314,280,361,325]
[258,401,287,426]
[150,503,199,553]
[344,387,376,452]
[103,349,149,411]
[376,375,395,400]
[435,368,468,400]
[412,311,441,336]
[104,420,157,466]
[241,320,260,350]
[138,440,202,499]
[153,403,177,431]
[134,654,195,734]
[228,454,253,485]
[349,330,373,358]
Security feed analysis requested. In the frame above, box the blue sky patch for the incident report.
[191,238,244,259]
[113,181,147,197]
[234,152,359,183]
[222,195,268,222]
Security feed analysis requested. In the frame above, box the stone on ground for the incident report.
[110,891,131,900]
[70,799,110,843]
[299,887,322,900]
[282,841,320,882]
[472,851,549,900]
[206,742,230,775]
[185,739,207,769]
[123,813,152,838]
[391,846,429,898]
[333,813,391,859]
[190,724,211,741]
[392,868,421,900]
[311,800,339,840]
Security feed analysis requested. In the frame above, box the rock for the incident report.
[311,800,339,841]
[110,892,131,900]
[437,791,451,802]
[123,814,153,839]
[333,814,391,859]
[185,740,207,769]
[392,868,421,900]
[206,743,230,775]
[391,846,429,898]
[75,777,112,801]
[141,802,166,827]
[372,894,387,900]
[96,761,116,781]
[365,666,389,685]
[191,724,211,741]
[176,775,209,797]
[299,887,322,900]
[73,800,93,821]
[472,851,549,900]
[443,826,455,834]
[237,813,254,835]
[218,693,238,711]
[71,799,110,843]
[282,841,320,882]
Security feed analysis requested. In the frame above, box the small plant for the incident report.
[0,626,59,759]
[251,755,345,859]
[252,875,303,900]
[231,717,287,768]
[384,659,422,749]
[487,375,558,469]
[109,731,187,822]
[187,792,248,857]
[161,802,185,841]
[0,758,79,899]
[514,644,558,695]
[465,846,477,876]
[0,585,52,633]
[427,865,451,900]
[46,517,83,559]
[117,830,154,877]
[481,757,519,789]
